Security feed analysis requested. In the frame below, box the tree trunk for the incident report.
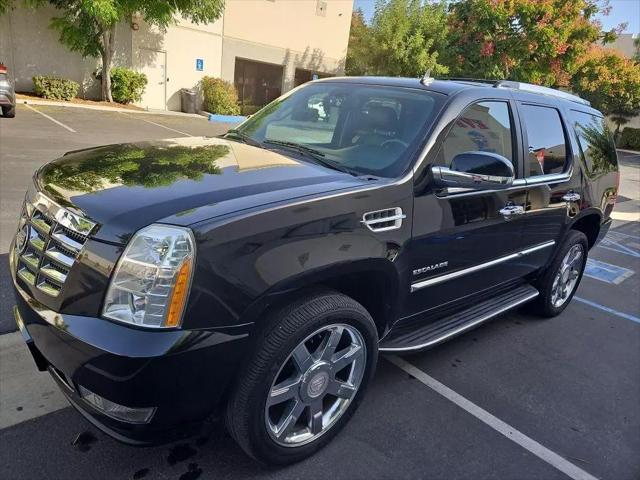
[100,24,116,102]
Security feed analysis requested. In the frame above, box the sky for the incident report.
[353,0,640,35]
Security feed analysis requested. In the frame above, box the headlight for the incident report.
[103,224,195,328]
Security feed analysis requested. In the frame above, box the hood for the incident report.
[36,137,366,244]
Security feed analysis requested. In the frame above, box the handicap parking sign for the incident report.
[196,58,204,71]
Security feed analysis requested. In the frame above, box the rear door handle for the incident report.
[499,203,525,218]
[562,191,580,202]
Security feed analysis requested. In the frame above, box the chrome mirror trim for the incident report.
[432,166,514,190]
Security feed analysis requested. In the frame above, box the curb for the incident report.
[616,148,640,155]
[17,98,206,119]
[199,110,247,123]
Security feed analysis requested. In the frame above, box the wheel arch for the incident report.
[241,259,401,338]
[569,209,602,250]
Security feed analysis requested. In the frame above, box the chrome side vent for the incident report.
[362,207,406,232]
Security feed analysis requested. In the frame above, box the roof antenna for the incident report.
[420,70,433,85]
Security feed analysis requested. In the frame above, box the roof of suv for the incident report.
[319,76,599,113]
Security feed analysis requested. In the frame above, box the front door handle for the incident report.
[562,191,581,202]
[499,203,525,218]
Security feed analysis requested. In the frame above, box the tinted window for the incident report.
[236,83,443,178]
[521,105,568,176]
[436,101,514,167]
[572,111,617,175]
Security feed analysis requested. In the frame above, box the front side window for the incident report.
[520,105,568,177]
[235,83,444,178]
[436,101,514,167]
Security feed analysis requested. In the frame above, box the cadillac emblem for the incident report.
[15,220,29,255]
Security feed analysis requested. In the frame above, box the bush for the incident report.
[32,76,79,101]
[618,127,640,151]
[110,67,147,104]
[201,77,240,115]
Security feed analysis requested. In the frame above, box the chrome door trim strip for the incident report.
[410,240,555,292]
[379,289,539,352]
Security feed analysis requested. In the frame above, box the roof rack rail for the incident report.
[441,77,590,106]
[443,77,498,85]
[494,80,590,106]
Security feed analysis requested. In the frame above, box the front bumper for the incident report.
[0,88,15,106]
[11,250,252,445]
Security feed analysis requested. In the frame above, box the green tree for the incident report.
[41,1,224,102]
[368,0,449,77]
[445,0,614,86]
[571,46,640,137]
[345,8,371,76]
[345,0,448,78]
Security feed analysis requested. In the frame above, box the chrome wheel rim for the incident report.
[551,244,584,308]
[265,323,367,447]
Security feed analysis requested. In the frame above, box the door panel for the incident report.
[405,187,528,317]
[518,102,582,269]
[138,49,167,110]
[405,99,527,319]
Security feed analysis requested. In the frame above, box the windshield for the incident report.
[233,83,444,178]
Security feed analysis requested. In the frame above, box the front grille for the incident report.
[15,195,94,297]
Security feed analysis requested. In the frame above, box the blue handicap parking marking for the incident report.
[584,258,635,285]
[600,231,640,258]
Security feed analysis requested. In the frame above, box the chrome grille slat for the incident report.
[51,231,82,253]
[15,194,93,297]
[44,248,74,268]
[39,265,68,283]
[18,268,36,285]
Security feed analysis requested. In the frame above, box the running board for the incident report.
[379,284,539,352]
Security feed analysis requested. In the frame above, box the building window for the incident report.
[234,58,284,115]
[294,69,332,88]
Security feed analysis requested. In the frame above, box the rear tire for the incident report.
[2,105,15,118]
[225,289,378,465]
[530,230,588,317]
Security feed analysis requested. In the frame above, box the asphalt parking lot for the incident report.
[0,104,638,480]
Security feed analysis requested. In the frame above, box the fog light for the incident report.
[78,386,156,424]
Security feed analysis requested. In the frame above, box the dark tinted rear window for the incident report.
[572,111,618,176]
[520,104,568,177]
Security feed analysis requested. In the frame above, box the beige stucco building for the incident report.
[0,0,353,112]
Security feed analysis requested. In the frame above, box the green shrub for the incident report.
[110,67,147,104]
[618,127,640,151]
[201,77,240,115]
[32,76,79,101]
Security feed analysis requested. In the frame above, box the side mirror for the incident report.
[431,151,514,190]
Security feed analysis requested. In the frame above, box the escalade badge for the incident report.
[413,261,448,276]
[15,221,29,255]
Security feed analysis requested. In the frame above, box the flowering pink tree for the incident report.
[445,0,619,86]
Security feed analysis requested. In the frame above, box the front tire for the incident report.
[530,230,588,317]
[225,290,378,465]
[2,105,15,118]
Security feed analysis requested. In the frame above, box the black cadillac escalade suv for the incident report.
[10,77,618,464]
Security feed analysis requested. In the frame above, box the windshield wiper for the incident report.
[224,129,263,148]
[263,139,359,176]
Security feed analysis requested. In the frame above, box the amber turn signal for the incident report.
[165,259,192,327]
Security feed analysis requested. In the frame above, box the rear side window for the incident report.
[520,105,568,177]
[436,101,514,167]
[572,111,617,175]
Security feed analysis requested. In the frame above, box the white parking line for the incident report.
[24,104,76,133]
[120,112,192,137]
[0,332,68,429]
[386,355,599,480]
